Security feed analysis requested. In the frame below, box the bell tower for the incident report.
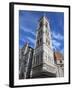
[31,15,56,78]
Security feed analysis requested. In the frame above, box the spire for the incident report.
[24,38,29,47]
[43,12,46,17]
[43,12,48,23]
[39,12,47,22]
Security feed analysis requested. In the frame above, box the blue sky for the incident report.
[19,10,64,54]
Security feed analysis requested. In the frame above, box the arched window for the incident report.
[37,40,39,46]
[48,40,50,45]
[60,60,62,63]
[45,22,48,28]
[40,38,42,45]
[39,21,43,28]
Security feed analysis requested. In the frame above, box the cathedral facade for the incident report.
[19,43,34,79]
[19,15,64,79]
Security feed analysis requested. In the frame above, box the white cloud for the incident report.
[27,37,35,44]
[52,39,64,54]
[52,39,61,47]
[52,39,61,51]
[52,31,64,40]
[20,26,36,36]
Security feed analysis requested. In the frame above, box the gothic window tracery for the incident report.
[37,40,39,46]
